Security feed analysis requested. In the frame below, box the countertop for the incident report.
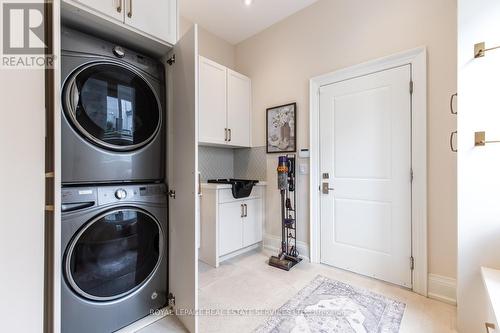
[201,181,267,190]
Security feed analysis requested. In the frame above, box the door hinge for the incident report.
[168,190,176,199]
[409,80,414,94]
[410,256,415,270]
[167,54,176,66]
[167,292,176,308]
[410,168,414,183]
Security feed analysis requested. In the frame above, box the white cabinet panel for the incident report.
[199,57,228,145]
[243,199,262,248]
[124,0,177,44]
[72,0,123,21]
[168,25,198,333]
[219,202,244,256]
[227,69,251,147]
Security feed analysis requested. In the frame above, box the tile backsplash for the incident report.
[198,146,267,181]
[198,146,234,181]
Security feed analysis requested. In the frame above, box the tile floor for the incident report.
[138,249,457,333]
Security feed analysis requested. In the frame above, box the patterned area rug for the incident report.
[255,275,406,333]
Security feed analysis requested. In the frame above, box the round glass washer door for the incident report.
[65,208,163,302]
[63,61,161,152]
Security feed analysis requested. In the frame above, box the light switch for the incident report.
[299,163,309,175]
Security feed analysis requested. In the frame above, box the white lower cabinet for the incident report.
[219,201,245,256]
[200,184,265,267]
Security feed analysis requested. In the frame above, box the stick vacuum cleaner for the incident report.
[269,155,302,271]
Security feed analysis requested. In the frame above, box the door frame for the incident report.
[309,47,427,296]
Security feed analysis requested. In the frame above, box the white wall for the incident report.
[180,17,236,70]
[235,0,458,280]
[0,70,45,332]
[457,0,500,332]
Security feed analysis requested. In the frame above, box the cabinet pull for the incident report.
[244,204,248,217]
[241,204,245,218]
[224,128,228,142]
[127,0,132,18]
[450,93,457,115]
[450,131,457,152]
[486,323,496,333]
[228,129,232,142]
[116,0,122,13]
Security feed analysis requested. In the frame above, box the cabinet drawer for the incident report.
[218,187,262,204]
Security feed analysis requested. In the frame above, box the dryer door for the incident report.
[63,62,161,152]
[65,208,163,302]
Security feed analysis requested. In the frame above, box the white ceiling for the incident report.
[180,0,320,45]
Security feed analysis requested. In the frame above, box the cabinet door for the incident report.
[219,202,244,256]
[227,69,251,147]
[73,0,124,21]
[124,0,177,44]
[243,199,263,247]
[168,25,198,333]
[199,57,228,145]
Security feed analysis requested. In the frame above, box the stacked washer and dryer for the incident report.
[60,27,168,333]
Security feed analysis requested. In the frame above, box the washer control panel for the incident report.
[98,184,167,206]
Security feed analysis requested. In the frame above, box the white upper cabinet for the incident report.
[124,0,177,44]
[199,57,228,145]
[198,56,252,148]
[66,0,177,45]
[72,0,124,21]
[227,69,251,147]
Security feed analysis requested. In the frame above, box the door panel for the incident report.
[124,0,177,44]
[219,202,243,256]
[73,0,123,21]
[227,69,251,147]
[168,25,198,333]
[243,199,262,247]
[320,65,412,288]
[199,57,227,145]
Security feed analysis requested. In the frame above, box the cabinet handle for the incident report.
[127,0,132,18]
[224,128,228,142]
[228,129,232,142]
[450,93,457,115]
[486,323,496,333]
[115,0,122,13]
[241,204,245,218]
[450,131,457,152]
[244,204,248,217]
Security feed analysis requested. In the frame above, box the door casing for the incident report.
[309,47,427,296]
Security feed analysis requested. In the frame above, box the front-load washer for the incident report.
[61,27,165,184]
[61,183,167,333]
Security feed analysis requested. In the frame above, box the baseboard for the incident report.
[428,273,457,305]
[263,233,310,260]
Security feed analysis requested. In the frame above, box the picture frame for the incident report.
[266,102,297,153]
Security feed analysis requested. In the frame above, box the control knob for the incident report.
[115,189,127,200]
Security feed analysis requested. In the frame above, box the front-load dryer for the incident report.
[61,27,165,184]
[61,183,168,333]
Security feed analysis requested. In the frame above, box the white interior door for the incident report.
[319,65,412,288]
[167,25,198,333]
[227,69,251,147]
[198,56,227,145]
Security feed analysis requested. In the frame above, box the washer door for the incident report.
[63,62,161,152]
[65,208,163,302]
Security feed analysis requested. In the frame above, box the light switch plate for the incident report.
[299,164,309,175]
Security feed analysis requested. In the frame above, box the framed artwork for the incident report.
[266,103,297,153]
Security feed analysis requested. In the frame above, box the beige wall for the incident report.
[235,0,457,279]
[180,16,236,69]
